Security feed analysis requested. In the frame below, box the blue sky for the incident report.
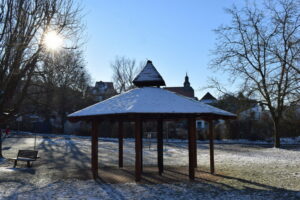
[82,0,242,99]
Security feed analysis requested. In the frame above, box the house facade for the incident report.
[87,81,117,101]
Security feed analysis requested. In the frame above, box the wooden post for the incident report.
[208,119,215,174]
[0,133,3,158]
[194,121,197,168]
[157,119,164,175]
[91,120,99,179]
[118,121,123,168]
[140,121,143,173]
[135,118,142,181]
[188,117,196,180]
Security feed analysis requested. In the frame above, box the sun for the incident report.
[44,31,63,51]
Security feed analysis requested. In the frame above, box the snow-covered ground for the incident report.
[11,130,300,144]
[0,133,299,200]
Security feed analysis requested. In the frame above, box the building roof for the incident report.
[68,87,235,119]
[164,73,194,98]
[133,60,166,87]
[201,92,217,100]
[164,87,194,98]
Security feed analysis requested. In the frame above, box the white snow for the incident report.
[10,131,300,145]
[1,134,300,199]
[69,87,236,118]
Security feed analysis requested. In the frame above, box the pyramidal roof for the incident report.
[201,92,217,100]
[133,60,166,87]
[68,87,236,119]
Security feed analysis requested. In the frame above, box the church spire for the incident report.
[184,73,190,88]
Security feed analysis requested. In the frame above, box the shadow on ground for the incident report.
[1,136,299,199]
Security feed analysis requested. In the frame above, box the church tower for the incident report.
[184,73,190,88]
[164,72,195,98]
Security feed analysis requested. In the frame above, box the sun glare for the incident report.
[44,31,63,51]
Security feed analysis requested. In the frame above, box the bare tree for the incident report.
[30,49,90,132]
[111,56,142,93]
[211,0,300,147]
[0,0,83,157]
[0,0,83,125]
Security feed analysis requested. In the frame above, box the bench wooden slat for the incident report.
[17,150,38,160]
[13,150,39,168]
[15,158,36,161]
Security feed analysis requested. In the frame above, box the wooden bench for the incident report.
[13,150,39,168]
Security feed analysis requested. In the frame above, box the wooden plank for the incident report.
[118,120,123,168]
[91,120,99,179]
[157,119,164,175]
[135,118,142,181]
[188,118,196,180]
[208,120,215,174]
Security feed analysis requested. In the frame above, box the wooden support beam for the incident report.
[69,113,236,123]
[157,119,164,175]
[194,121,197,168]
[118,120,123,168]
[135,118,142,181]
[141,121,143,173]
[208,120,215,174]
[188,118,196,180]
[91,120,99,179]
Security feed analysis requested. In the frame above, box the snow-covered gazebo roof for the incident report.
[68,87,235,120]
[69,60,236,120]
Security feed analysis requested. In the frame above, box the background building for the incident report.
[164,74,195,99]
[200,92,217,104]
[87,81,117,101]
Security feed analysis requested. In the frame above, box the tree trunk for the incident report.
[273,118,281,148]
[61,114,66,134]
[0,135,3,158]
[59,87,67,133]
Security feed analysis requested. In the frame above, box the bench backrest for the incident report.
[17,150,38,159]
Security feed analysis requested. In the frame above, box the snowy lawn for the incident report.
[0,134,299,199]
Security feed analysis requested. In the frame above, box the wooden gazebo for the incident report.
[68,60,236,181]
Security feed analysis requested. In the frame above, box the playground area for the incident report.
[0,133,300,199]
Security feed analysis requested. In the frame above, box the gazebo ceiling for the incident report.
[132,60,166,87]
[68,87,236,120]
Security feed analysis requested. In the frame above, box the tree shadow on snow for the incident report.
[36,137,92,179]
